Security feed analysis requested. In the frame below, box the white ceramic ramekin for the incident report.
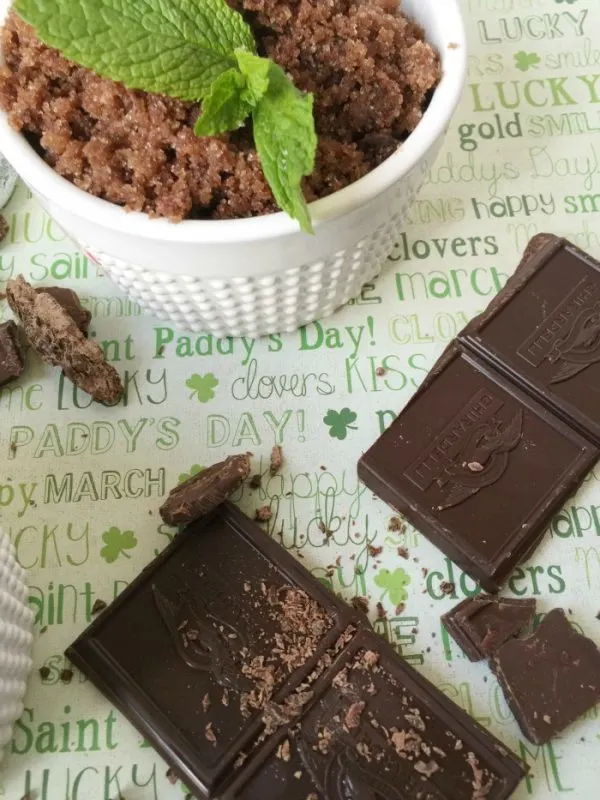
[0,0,466,336]
[0,531,33,763]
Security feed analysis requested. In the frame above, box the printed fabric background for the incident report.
[1,0,599,796]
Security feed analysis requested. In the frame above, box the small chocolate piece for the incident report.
[6,275,122,403]
[225,629,524,799]
[359,346,597,591]
[60,668,74,684]
[38,666,50,680]
[491,608,600,744]
[67,504,356,798]
[0,214,8,242]
[442,596,536,662]
[91,598,107,615]
[36,286,91,333]
[0,319,24,386]
[160,454,251,525]
[270,445,283,476]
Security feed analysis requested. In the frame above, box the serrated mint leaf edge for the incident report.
[14,0,256,100]
[194,69,254,136]
[252,66,317,233]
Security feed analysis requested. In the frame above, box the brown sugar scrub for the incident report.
[0,1,440,223]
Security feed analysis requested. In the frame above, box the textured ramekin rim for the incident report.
[0,0,467,244]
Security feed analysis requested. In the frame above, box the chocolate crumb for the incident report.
[388,516,405,532]
[375,366,386,377]
[202,693,211,713]
[276,739,291,761]
[376,602,387,620]
[440,581,455,596]
[270,445,283,475]
[368,545,383,558]
[396,602,406,615]
[60,668,74,684]
[243,582,251,593]
[398,547,409,559]
[166,768,178,785]
[448,42,459,49]
[38,666,50,680]
[362,651,379,668]
[204,722,217,743]
[250,474,262,489]
[318,520,333,538]
[92,598,107,615]
[0,215,8,243]
[233,752,247,769]
[422,567,429,578]
[255,505,273,522]
[466,461,484,472]
[40,625,48,634]
[344,701,366,730]
[351,596,369,615]
[415,760,440,777]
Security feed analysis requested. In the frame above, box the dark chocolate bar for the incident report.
[224,629,524,799]
[491,609,600,744]
[442,596,536,662]
[360,234,600,591]
[67,503,357,798]
[0,319,23,386]
[358,346,596,591]
[67,505,524,799]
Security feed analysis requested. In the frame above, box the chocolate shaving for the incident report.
[440,581,455,596]
[344,700,366,729]
[270,445,283,475]
[6,275,122,403]
[255,505,273,522]
[204,722,217,743]
[160,454,251,525]
[388,516,405,532]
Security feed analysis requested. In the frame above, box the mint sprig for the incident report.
[15,0,317,232]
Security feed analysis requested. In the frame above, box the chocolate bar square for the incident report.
[224,629,524,799]
[461,235,600,445]
[66,504,356,798]
[358,346,597,591]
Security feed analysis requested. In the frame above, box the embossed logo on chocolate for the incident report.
[153,584,252,692]
[405,391,523,511]
[517,275,600,384]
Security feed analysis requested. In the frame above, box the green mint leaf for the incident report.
[194,69,253,136]
[14,0,256,101]
[235,50,271,105]
[253,63,317,233]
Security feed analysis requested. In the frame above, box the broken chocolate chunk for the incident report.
[160,454,251,525]
[6,275,122,403]
[0,319,24,387]
[491,608,600,744]
[36,286,91,334]
[442,595,536,662]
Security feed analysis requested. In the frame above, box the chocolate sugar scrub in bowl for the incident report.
[0,0,465,338]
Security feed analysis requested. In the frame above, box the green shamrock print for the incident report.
[323,408,358,440]
[514,51,541,72]
[374,568,411,606]
[100,527,138,563]
[186,373,219,403]
[178,464,204,484]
